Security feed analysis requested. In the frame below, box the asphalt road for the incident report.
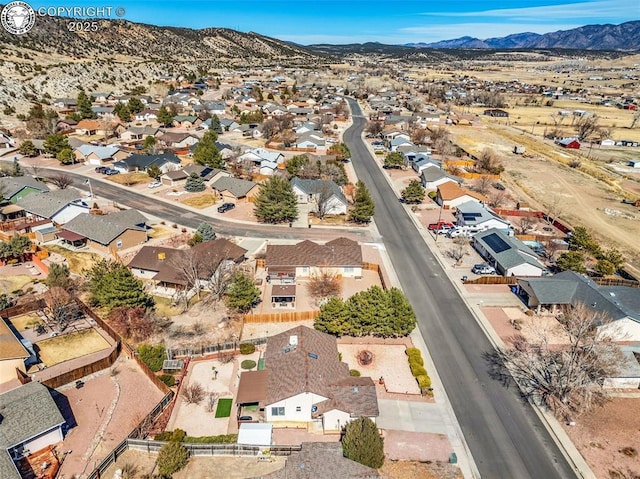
[29,167,373,242]
[343,99,577,479]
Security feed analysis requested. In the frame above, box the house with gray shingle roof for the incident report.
[0,381,66,479]
[456,201,511,232]
[290,178,347,215]
[517,271,640,340]
[0,176,49,204]
[59,209,148,252]
[210,176,259,204]
[17,189,89,224]
[472,228,546,277]
[420,168,462,190]
[236,326,378,433]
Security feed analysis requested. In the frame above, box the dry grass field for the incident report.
[0,275,35,294]
[107,172,150,186]
[36,328,110,366]
[45,245,101,274]
[180,193,218,208]
[9,313,44,331]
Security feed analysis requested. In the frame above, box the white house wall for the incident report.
[266,392,327,423]
[51,204,90,225]
[324,196,347,215]
[22,427,63,455]
[600,318,640,342]
[323,409,351,432]
[295,266,362,278]
[505,263,543,277]
[603,377,640,388]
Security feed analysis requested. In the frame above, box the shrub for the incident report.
[416,375,432,389]
[241,359,256,370]
[349,369,361,377]
[406,348,423,365]
[410,363,428,378]
[137,344,166,372]
[239,343,255,355]
[183,434,238,444]
[157,441,189,476]
[342,416,384,469]
[159,374,176,387]
[181,382,206,404]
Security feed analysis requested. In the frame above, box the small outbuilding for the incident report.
[237,423,273,446]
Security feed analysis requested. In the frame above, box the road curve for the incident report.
[344,99,576,479]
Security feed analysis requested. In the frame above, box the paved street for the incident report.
[343,98,577,479]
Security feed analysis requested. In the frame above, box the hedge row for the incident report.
[154,430,238,444]
[405,347,432,393]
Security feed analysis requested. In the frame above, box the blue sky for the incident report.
[28,0,640,44]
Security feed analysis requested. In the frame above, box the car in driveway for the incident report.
[435,225,455,234]
[217,202,235,213]
[428,221,454,231]
[472,263,496,275]
[104,169,120,175]
[95,166,108,174]
[148,181,162,188]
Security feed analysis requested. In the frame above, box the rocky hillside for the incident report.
[0,14,323,63]
[407,21,640,51]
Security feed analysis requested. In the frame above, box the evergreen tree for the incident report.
[349,181,374,224]
[146,164,161,179]
[184,173,206,192]
[45,263,71,289]
[56,148,75,165]
[12,159,23,177]
[143,135,157,153]
[314,297,351,336]
[225,272,260,312]
[195,223,216,241]
[44,133,70,157]
[556,251,587,273]
[157,441,189,477]
[401,180,425,204]
[210,114,223,134]
[157,105,174,127]
[285,155,309,177]
[18,140,37,157]
[77,90,94,119]
[127,97,144,114]
[383,152,404,169]
[342,416,385,469]
[253,176,298,224]
[87,260,153,310]
[192,130,223,168]
[113,102,131,122]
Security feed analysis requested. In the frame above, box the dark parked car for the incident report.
[95,166,108,174]
[217,202,236,213]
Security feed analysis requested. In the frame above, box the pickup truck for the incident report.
[428,221,454,230]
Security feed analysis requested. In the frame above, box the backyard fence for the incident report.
[362,262,388,290]
[41,343,121,389]
[243,310,320,323]
[0,298,46,318]
[593,277,640,288]
[463,276,519,285]
[166,336,268,359]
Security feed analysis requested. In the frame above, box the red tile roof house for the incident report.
[236,326,378,433]
[436,181,488,209]
[127,239,247,298]
[265,238,363,283]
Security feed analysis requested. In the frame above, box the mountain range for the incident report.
[405,21,640,51]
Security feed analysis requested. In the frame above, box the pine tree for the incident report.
[225,272,260,312]
[314,297,351,336]
[184,173,206,192]
[349,181,374,224]
[146,164,161,179]
[401,180,425,204]
[127,97,144,114]
[383,152,404,169]
[12,159,23,177]
[342,416,384,469]
[157,105,174,127]
[18,140,37,157]
[77,90,94,119]
[44,133,70,157]
[88,260,152,310]
[157,441,189,477]
[195,223,216,241]
[210,114,223,134]
[253,176,298,224]
[113,102,131,122]
[192,130,223,168]
[45,263,71,289]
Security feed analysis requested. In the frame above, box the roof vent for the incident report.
[289,335,298,346]
[609,292,616,297]
[353,387,359,393]
[308,352,318,359]
[158,252,166,260]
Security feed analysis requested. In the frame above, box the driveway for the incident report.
[377,399,449,434]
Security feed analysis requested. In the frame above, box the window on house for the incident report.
[295,406,301,412]
[344,267,354,274]
[116,240,123,248]
[271,407,285,416]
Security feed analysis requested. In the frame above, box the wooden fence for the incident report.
[362,262,388,290]
[463,276,519,285]
[243,310,320,323]
[41,344,121,389]
[0,298,46,318]
[593,277,640,288]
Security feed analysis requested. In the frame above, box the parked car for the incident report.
[105,169,120,176]
[493,182,506,191]
[472,263,496,275]
[217,202,235,213]
[148,181,162,188]
[435,225,455,234]
[428,221,454,231]
[95,166,108,174]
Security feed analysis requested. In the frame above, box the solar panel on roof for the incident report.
[462,213,481,220]
[483,233,511,254]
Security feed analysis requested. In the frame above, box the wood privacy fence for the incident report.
[244,310,320,323]
[463,276,519,285]
[0,298,46,318]
[41,344,120,389]
[593,277,640,288]
[362,262,388,290]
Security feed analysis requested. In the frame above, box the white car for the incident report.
[148,181,162,188]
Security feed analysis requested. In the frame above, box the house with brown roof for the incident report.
[0,319,29,386]
[236,326,378,433]
[265,238,362,282]
[436,181,488,209]
[210,177,260,204]
[128,239,247,297]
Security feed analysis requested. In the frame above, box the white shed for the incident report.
[237,423,273,446]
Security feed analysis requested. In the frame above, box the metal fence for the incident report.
[166,336,268,359]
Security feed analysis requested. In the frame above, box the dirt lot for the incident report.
[37,328,111,366]
[562,397,640,479]
[380,460,463,479]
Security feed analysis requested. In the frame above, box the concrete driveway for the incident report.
[377,398,449,435]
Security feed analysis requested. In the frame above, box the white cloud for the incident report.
[423,0,636,21]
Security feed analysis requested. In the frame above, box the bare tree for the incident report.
[204,261,237,308]
[315,183,334,220]
[446,237,468,266]
[488,191,506,208]
[307,269,341,305]
[575,115,601,142]
[630,110,640,129]
[517,215,537,235]
[44,287,81,332]
[544,194,563,228]
[541,238,562,262]
[410,127,430,145]
[181,382,206,405]
[486,303,626,419]
[474,176,492,195]
[476,148,505,175]
[205,391,220,413]
[48,173,74,189]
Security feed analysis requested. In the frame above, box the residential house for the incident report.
[0,319,30,385]
[296,133,325,150]
[182,164,230,183]
[75,119,117,137]
[119,126,160,142]
[290,178,347,215]
[627,159,640,168]
[210,177,259,204]
[128,239,247,296]
[557,137,581,149]
[411,155,441,175]
[436,181,488,209]
[472,228,546,277]
[112,153,181,173]
[73,145,129,165]
[259,160,280,176]
[220,118,240,132]
[90,92,115,103]
[236,326,378,432]
[0,382,66,479]
[58,209,148,252]
[135,110,158,122]
[294,122,320,135]
[455,201,512,233]
[266,238,362,282]
[52,98,77,109]
[238,148,284,166]
[0,132,14,149]
[158,132,199,150]
[603,346,640,389]
[483,109,509,118]
[420,168,462,190]
[517,271,640,340]
[17,189,89,225]
[91,106,115,117]
[159,169,188,186]
[0,177,49,204]
[389,136,413,152]
[172,115,200,129]
[56,118,77,132]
